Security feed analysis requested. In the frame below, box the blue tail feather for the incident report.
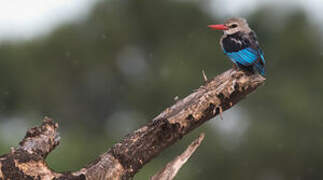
[254,61,265,76]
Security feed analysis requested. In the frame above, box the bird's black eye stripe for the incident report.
[230,24,238,28]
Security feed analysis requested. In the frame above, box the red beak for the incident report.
[208,24,228,30]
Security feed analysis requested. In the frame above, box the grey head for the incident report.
[223,17,252,35]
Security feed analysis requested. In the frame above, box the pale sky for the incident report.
[0,0,97,41]
[210,0,323,23]
[0,0,322,41]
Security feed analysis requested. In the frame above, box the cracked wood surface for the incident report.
[0,68,265,180]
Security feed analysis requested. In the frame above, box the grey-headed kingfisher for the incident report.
[208,18,265,75]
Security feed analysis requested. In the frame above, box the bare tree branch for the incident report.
[19,117,60,158]
[0,117,79,179]
[0,69,265,180]
[151,133,205,180]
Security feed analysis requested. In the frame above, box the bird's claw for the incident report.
[232,71,245,79]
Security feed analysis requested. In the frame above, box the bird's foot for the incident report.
[232,71,245,79]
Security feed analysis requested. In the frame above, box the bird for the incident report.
[208,18,265,76]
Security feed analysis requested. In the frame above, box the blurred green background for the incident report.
[0,0,323,179]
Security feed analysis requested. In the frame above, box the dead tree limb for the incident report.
[0,69,265,180]
[151,133,205,180]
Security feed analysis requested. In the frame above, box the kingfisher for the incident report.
[208,18,265,76]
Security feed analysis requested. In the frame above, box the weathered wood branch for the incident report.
[151,133,205,180]
[0,117,81,179]
[0,69,265,180]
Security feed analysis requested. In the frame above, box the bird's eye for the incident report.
[230,24,238,28]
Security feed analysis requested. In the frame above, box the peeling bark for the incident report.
[0,117,84,180]
[0,69,265,180]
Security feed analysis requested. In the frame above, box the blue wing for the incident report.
[226,48,258,66]
[224,47,266,75]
